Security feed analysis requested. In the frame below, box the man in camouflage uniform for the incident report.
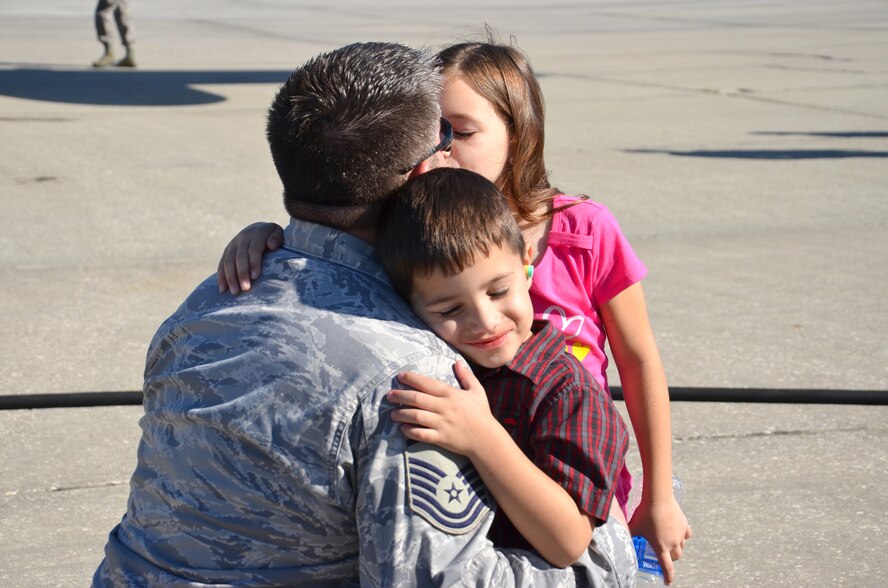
[93,42,635,587]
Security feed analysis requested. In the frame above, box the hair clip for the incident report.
[524,265,534,279]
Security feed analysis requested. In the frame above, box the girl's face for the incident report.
[440,74,512,185]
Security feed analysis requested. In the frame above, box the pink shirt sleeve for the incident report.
[586,205,647,307]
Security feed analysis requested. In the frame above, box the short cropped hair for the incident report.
[267,42,442,212]
[377,168,526,300]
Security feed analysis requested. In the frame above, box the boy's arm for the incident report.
[389,363,594,567]
[466,414,596,567]
[360,355,622,587]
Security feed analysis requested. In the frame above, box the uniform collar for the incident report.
[283,217,390,285]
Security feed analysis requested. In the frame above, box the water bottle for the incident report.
[630,475,684,586]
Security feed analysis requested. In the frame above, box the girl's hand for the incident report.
[387,362,496,457]
[216,222,284,294]
[629,493,692,585]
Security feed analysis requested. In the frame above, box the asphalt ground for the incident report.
[1,1,886,586]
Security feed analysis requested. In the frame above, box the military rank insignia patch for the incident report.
[405,442,491,534]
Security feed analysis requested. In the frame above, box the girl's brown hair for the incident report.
[437,41,560,224]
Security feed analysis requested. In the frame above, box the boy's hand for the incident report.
[629,494,692,585]
[387,362,496,458]
[217,222,284,294]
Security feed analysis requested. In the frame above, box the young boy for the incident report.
[378,168,633,572]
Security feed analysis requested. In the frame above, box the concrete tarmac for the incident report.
[1,1,886,586]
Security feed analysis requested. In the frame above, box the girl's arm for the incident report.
[216,222,284,294]
[600,281,692,585]
[388,363,594,568]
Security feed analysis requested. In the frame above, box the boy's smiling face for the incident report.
[409,243,534,368]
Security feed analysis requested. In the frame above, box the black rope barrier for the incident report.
[0,387,886,410]
[612,386,888,405]
[0,391,143,410]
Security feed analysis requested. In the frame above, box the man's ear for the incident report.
[407,158,433,179]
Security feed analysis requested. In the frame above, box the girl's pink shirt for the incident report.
[529,195,647,393]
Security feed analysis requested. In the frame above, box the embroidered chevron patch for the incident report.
[405,442,490,534]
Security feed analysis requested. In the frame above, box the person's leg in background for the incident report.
[113,0,136,67]
[92,0,117,67]
[92,0,136,68]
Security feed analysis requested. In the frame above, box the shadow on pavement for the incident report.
[626,148,888,159]
[629,129,888,159]
[0,67,290,106]
[750,131,888,139]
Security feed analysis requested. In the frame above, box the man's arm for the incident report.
[352,354,618,587]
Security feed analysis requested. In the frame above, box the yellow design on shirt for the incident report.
[566,343,591,363]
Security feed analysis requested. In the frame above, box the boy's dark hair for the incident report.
[266,42,441,214]
[377,168,526,300]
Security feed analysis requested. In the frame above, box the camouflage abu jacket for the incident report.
[93,218,627,587]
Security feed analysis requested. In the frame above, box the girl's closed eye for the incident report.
[489,288,510,300]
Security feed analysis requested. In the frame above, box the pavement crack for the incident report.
[0,116,76,122]
[4,480,128,497]
[49,480,127,493]
[676,426,868,442]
